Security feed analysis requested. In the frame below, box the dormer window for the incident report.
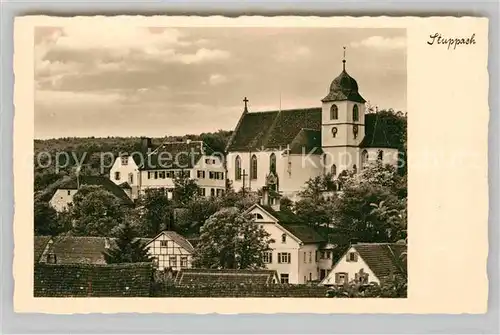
[281,233,287,243]
[330,104,338,120]
[353,105,359,122]
[332,127,338,138]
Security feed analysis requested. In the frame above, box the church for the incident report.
[225,51,401,201]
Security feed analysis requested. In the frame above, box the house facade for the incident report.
[245,191,330,284]
[109,138,226,201]
[226,53,400,200]
[145,231,195,271]
[320,243,407,286]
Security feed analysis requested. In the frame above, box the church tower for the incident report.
[321,48,366,175]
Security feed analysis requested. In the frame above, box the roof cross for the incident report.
[243,97,249,112]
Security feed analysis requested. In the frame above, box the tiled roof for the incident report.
[227,108,400,152]
[140,140,209,170]
[322,69,366,103]
[42,175,133,205]
[353,243,407,279]
[34,236,51,263]
[34,262,153,297]
[47,236,111,264]
[226,108,322,152]
[118,181,131,189]
[150,231,194,253]
[260,205,326,244]
[360,113,402,149]
[46,236,153,265]
[289,129,323,155]
[174,268,279,286]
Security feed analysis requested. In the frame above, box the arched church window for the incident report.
[235,156,242,180]
[332,127,338,138]
[361,150,369,168]
[250,155,258,180]
[378,150,384,161]
[353,105,359,122]
[269,153,276,174]
[330,104,338,120]
[353,164,357,174]
[331,164,337,177]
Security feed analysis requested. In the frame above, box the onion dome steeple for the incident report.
[322,47,366,104]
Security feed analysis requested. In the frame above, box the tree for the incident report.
[172,175,200,206]
[334,162,407,242]
[69,185,127,237]
[193,207,272,269]
[34,198,61,236]
[175,197,221,236]
[137,188,173,237]
[103,220,153,264]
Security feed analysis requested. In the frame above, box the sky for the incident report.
[35,26,406,139]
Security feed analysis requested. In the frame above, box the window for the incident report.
[361,150,369,168]
[152,257,159,267]
[114,171,120,180]
[46,253,57,264]
[280,273,289,284]
[254,213,264,220]
[326,251,331,259]
[281,233,287,244]
[121,156,129,165]
[169,256,177,268]
[166,171,174,178]
[309,251,312,263]
[353,124,359,139]
[160,240,168,247]
[278,252,291,264]
[378,150,384,161]
[335,272,348,285]
[331,164,337,177]
[320,269,327,280]
[210,188,215,197]
[309,272,312,281]
[147,172,152,179]
[269,153,276,174]
[330,104,338,120]
[353,104,359,121]
[347,252,358,262]
[209,171,215,179]
[250,154,258,180]
[320,251,326,259]
[197,170,205,179]
[67,190,71,196]
[180,256,188,268]
[205,158,211,165]
[303,251,307,263]
[216,189,223,197]
[263,252,273,264]
[199,188,206,196]
[183,170,190,178]
[353,164,357,174]
[128,173,134,184]
[154,171,158,179]
[235,156,242,180]
[332,127,338,138]
[158,171,164,179]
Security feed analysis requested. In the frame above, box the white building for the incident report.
[244,189,333,284]
[145,231,195,271]
[320,243,407,286]
[47,175,133,212]
[109,138,226,201]
[226,55,400,200]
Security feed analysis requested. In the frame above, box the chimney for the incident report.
[261,186,270,206]
[140,137,152,153]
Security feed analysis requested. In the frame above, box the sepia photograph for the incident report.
[32,25,408,299]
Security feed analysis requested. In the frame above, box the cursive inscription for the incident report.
[427,33,476,50]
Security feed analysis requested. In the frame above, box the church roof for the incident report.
[322,69,366,104]
[226,108,322,153]
[227,108,401,152]
[359,113,402,149]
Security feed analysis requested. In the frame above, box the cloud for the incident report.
[350,36,406,50]
[275,46,311,61]
[208,73,228,86]
[177,48,230,64]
